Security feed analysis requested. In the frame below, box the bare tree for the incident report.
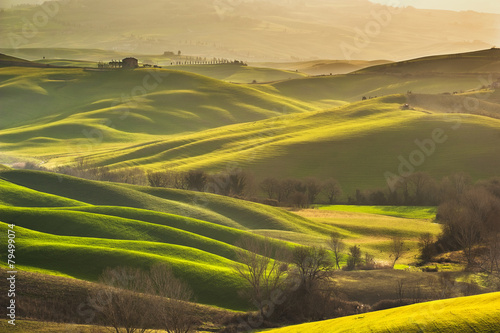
[290,191,308,208]
[148,171,169,187]
[91,267,153,333]
[172,171,188,189]
[438,188,495,267]
[390,237,406,267]
[185,170,208,192]
[396,279,405,303]
[291,246,334,292]
[305,177,322,205]
[233,237,289,317]
[322,178,343,205]
[260,178,280,200]
[327,233,345,269]
[228,171,248,196]
[277,179,296,203]
[147,264,195,333]
[91,265,195,333]
[405,172,437,205]
[439,172,472,202]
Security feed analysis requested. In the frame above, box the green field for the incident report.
[295,208,442,265]
[318,205,437,220]
[264,292,500,333]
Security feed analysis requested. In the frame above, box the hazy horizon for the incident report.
[1,0,499,62]
[369,0,500,15]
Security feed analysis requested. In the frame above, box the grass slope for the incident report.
[0,222,248,310]
[252,59,393,76]
[70,95,500,195]
[264,292,500,333]
[319,205,437,220]
[357,48,500,74]
[0,169,445,310]
[0,65,315,136]
[295,209,442,264]
[164,64,306,83]
[0,170,315,232]
[0,170,327,309]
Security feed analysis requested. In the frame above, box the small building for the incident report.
[122,57,138,69]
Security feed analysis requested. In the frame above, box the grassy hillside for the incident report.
[357,48,500,74]
[267,72,492,104]
[253,59,393,76]
[319,205,437,220]
[0,169,331,309]
[0,170,444,310]
[0,222,248,309]
[36,58,98,67]
[407,92,500,119]
[163,64,306,83]
[263,292,500,333]
[294,208,441,264]
[1,49,498,198]
[56,95,499,195]
[0,65,315,136]
[0,53,46,68]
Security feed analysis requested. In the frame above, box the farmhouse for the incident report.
[122,57,138,68]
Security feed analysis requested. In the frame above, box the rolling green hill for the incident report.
[0,169,331,309]
[53,95,499,195]
[160,64,307,83]
[0,66,315,136]
[0,169,443,310]
[0,170,307,310]
[253,59,393,76]
[1,49,499,195]
[264,292,500,333]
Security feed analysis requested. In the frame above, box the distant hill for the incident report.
[0,0,498,61]
[160,64,307,83]
[253,60,393,76]
[0,53,44,67]
[357,48,500,74]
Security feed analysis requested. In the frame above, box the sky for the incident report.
[369,0,500,14]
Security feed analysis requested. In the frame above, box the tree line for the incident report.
[21,160,496,211]
[434,176,500,274]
